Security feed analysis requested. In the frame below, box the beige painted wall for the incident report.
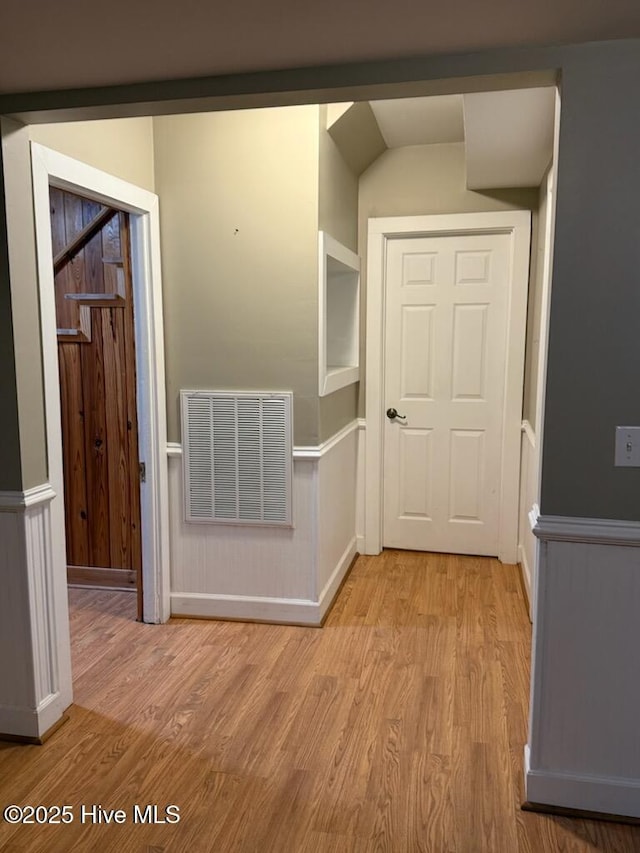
[317,104,360,441]
[0,116,155,492]
[359,142,538,238]
[326,102,387,178]
[2,115,155,489]
[29,118,155,191]
[318,104,358,253]
[153,106,321,445]
[0,124,25,491]
[29,107,358,450]
[0,223,21,489]
[358,142,539,416]
[523,167,551,426]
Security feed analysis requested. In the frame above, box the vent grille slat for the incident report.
[181,391,293,526]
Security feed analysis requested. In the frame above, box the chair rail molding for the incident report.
[0,484,56,511]
[166,417,361,461]
[532,513,640,546]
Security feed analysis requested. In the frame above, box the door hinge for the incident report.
[139,462,146,483]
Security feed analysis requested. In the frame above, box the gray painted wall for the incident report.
[541,44,640,519]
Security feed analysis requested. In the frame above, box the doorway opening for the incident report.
[365,210,531,563]
[31,142,171,640]
[23,76,556,724]
[50,187,143,617]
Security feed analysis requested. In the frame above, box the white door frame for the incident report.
[31,143,171,627]
[364,211,532,563]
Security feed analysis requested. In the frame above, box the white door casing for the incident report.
[365,212,531,563]
[31,143,171,630]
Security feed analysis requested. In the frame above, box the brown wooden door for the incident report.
[50,187,142,613]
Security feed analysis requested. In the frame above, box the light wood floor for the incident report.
[1,551,638,852]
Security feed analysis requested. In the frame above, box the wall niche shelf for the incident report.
[318,231,360,396]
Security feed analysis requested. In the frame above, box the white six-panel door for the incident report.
[383,231,512,556]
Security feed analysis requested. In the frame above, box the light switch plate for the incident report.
[614,426,640,467]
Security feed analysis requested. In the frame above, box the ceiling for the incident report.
[1,0,640,95]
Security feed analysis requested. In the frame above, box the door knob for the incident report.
[386,407,406,420]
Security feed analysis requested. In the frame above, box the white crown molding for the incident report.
[532,511,640,546]
[0,484,56,512]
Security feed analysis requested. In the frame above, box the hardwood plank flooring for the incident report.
[1,551,638,852]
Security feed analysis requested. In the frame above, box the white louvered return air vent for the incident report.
[181,391,293,526]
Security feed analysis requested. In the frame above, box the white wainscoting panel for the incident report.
[317,425,358,616]
[527,525,640,817]
[169,458,316,601]
[169,420,359,625]
[0,489,69,738]
[517,421,537,619]
[24,503,57,705]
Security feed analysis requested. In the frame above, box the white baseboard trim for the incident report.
[171,592,323,626]
[0,483,56,512]
[318,536,357,621]
[533,512,640,546]
[172,538,359,627]
[0,691,66,739]
[356,535,365,553]
[524,746,640,819]
[517,543,533,621]
[0,704,40,739]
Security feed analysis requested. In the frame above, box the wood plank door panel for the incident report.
[50,188,142,599]
[383,232,510,557]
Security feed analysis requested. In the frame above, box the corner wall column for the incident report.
[0,118,72,740]
[527,43,640,818]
